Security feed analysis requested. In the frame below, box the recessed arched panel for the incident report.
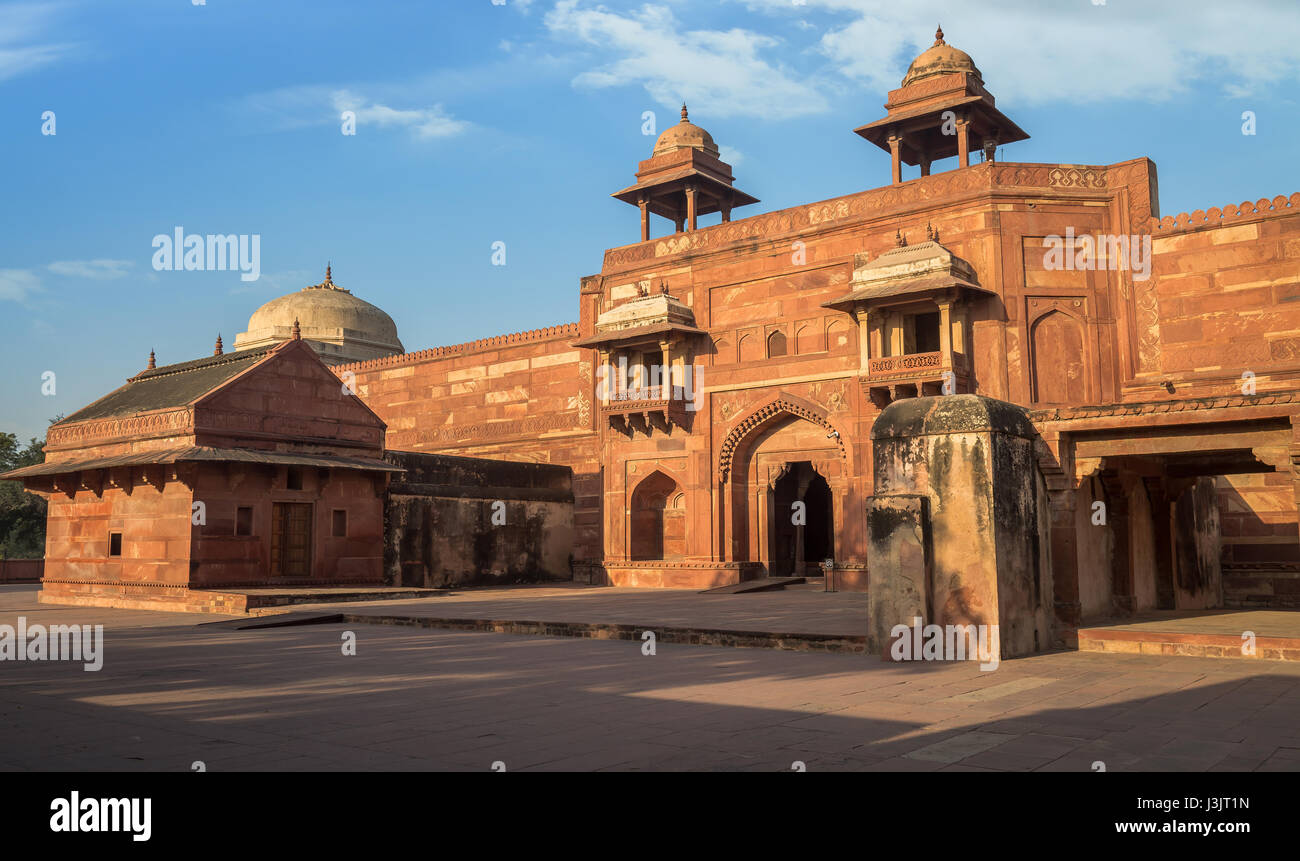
[630,470,685,560]
[795,324,820,354]
[1030,309,1086,404]
[767,330,788,358]
[825,319,852,354]
[713,337,732,365]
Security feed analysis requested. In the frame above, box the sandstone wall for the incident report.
[383,450,574,588]
[336,327,600,570]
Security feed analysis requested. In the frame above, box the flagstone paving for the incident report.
[2,585,1299,772]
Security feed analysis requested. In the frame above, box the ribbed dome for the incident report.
[652,104,720,158]
[901,26,982,87]
[234,266,403,366]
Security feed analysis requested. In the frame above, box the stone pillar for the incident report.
[955,115,971,168]
[887,133,903,185]
[868,395,1054,659]
[685,184,698,231]
[1172,477,1223,609]
[674,216,684,234]
[721,198,732,223]
[638,195,649,242]
[854,308,872,371]
[919,152,931,177]
[597,348,611,402]
[937,299,953,359]
[658,338,671,400]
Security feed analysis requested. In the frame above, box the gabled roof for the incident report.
[60,346,276,425]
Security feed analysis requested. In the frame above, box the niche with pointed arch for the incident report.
[629,470,686,561]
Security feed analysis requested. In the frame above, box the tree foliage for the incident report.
[0,431,47,559]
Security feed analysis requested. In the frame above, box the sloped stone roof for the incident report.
[59,347,275,424]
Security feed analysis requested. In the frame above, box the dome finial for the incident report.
[292,318,301,340]
[325,262,332,285]
[934,24,944,45]
[214,334,223,356]
[147,349,156,370]
[680,103,688,123]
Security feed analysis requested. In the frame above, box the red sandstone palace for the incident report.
[7,30,1300,648]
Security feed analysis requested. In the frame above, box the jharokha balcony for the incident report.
[600,383,692,435]
[822,231,991,408]
[865,349,973,405]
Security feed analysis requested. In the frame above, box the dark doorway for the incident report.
[770,462,834,578]
[271,502,313,578]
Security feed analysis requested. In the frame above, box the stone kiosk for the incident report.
[868,395,1054,660]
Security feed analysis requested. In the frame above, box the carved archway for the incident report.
[717,393,848,483]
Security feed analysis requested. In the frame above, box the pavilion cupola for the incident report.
[854,26,1029,185]
[612,104,759,242]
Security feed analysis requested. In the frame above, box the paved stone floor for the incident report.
[2,585,1300,771]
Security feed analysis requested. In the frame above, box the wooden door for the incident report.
[272,502,313,578]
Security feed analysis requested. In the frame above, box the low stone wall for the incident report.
[0,559,43,583]
[383,451,574,588]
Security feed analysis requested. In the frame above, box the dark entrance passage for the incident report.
[769,462,834,578]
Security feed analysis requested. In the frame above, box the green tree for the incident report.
[0,429,48,559]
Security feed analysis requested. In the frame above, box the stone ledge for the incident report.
[346,614,869,654]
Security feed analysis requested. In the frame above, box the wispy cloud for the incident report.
[229,268,315,296]
[741,0,1300,104]
[330,90,469,139]
[0,3,74,83]
[544,1,828,118]
[47,259,132,280]
[234,83,471,140]
[0,269,42,303]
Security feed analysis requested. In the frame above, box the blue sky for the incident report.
[2,0,1298,441]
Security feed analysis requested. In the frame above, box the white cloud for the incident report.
[0,269,41,303]
[235,84,471,140]
[741,0,1300,104]
[719,144,744,167]
[545,1,828,118]
[330,90,469,139]
[47,259,132,280]
[0,3,73,83]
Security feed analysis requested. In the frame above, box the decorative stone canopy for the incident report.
[854,26,1028,182]
[823,238,991,313]
[572,286,705,348]
[651,105,720,158]
[234,264,404,366]
[900,25,983,87]
[612,104,758,241]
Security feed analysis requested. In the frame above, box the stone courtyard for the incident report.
[3,585,1298,772]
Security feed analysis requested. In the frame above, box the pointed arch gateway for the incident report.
[715,393,852,574]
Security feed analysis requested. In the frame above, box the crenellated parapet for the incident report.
[333,323,580,373]
[1151,192,1300,234]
